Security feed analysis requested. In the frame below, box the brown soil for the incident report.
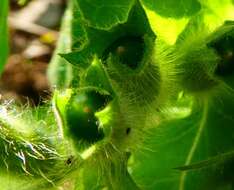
[0,0,65,106]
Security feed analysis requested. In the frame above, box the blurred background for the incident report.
[0,0,67,105]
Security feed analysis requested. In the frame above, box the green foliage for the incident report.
[0,0,234,189]
[0,103,81,189]
[76,0,135,30]
[141,0,201,18]
[131,94,234,190]
[0,0,8,74]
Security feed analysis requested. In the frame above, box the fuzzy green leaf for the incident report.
[75,0,135,30]
[0,104,83,190]
[63,1,155,69]
[130,93,234,190]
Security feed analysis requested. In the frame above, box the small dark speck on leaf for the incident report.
[126,127,131,135]
[66,156,74,165]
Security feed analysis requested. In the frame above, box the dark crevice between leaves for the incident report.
[208,21,234,77]
[210,35,234,76]
[102,36,144,70]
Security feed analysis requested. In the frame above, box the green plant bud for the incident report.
[177,21,234,97]
[54,88,112,150]
[80,56,114,94]
[0,105,74,179]
[104,35,162,110]
[172,26,221,96]
[178,47,220,93]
